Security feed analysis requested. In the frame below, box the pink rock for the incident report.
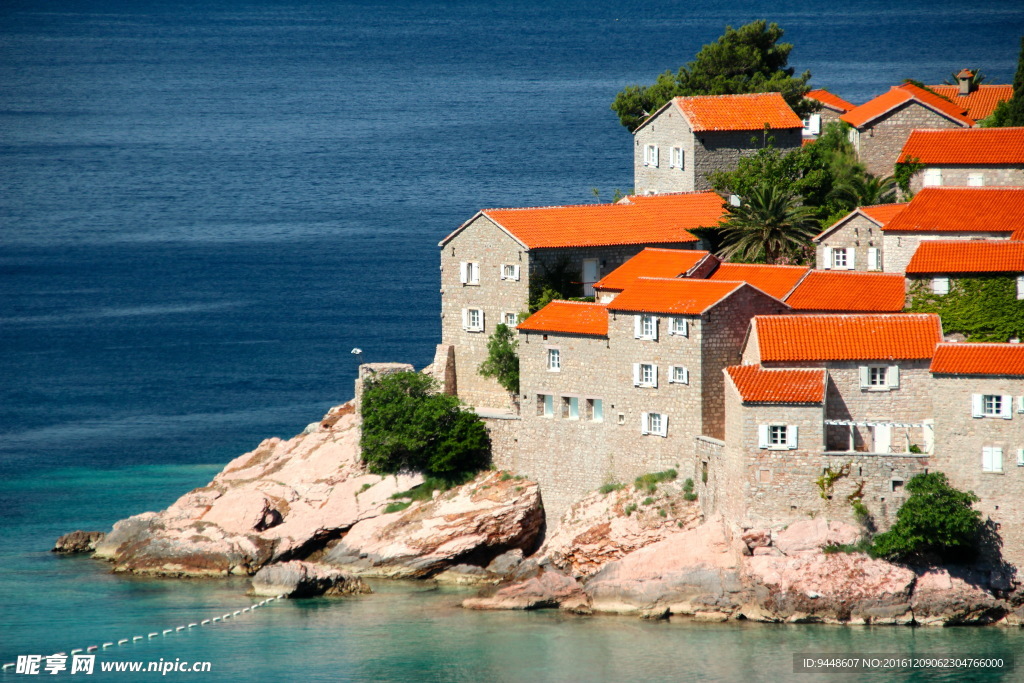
[910,568,1006,625]
[742,529,771,549]
[752,546,776,556]
[462,566,586,611]
[773,519,861,556]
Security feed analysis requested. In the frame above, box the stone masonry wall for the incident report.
[815,214,885,272]
[881,231,1010,275]
[633,107,697,194]
[930,374,1024,568]
[908,165,1024,194]
[694,127,802,192]
[855,101,966,178]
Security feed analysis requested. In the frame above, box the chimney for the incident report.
[957,68,974,96]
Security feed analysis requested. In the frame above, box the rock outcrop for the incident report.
[250,560,371,598]
[53,530,107,554]
[463,562,588,612]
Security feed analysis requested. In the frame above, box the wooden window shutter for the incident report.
[972,394,984,418]
[651,365,658,388]
[634,316,642,339]
[847,250,856,270]
[822,247,833,270]
[1001,395,1013,419]
[640,412,649,435]
[659,415,669,437]
[682,367,689,385]
[787,425,799,449]
[632,363,640,386]
[868,248,879,271]
[651,316,658,341]
[513,264,520,281]
[859,366,870,388]
[888,365,900,389]
[461,309,468,330]
[459,262,468,284]
[758,425,769,449]
[983,446,993,471]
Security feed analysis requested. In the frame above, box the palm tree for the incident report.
[718,184,820,264]
[827,172,898,208]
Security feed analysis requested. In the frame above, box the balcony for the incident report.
[823,419,933,456]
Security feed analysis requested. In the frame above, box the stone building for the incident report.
[904,240,1024,303]
[813,203,907,273]
[803,88,855,140]
[929,343,1024,567]
[632,92,803,195]
[502,278,789,518]
[438,192,725,408]
[784,271,906,313]
[928,70,1013,123]
[840,83,974,177]
[879,187,1024,274]
[897,127,1024,193]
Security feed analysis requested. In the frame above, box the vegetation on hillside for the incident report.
[610,20,817,132]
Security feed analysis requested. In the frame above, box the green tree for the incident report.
[611,20,816,132]
[478,323,520,395]
[717,183,819,264]
[827,170,897,207]
[871,473,982,562]
[360,371,490,480]
[984,37,1024,127]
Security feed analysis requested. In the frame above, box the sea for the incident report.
[2,0,1024,680]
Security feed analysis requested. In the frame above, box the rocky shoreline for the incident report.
[66,402,1023,627]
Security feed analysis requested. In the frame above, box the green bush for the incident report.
[599,482,625,495]
[384,501,412,514]
[871,473,982,562]
[624,503,638,516]
[478,324,520,395]
[360,371,490,481]
[635,469,678,493]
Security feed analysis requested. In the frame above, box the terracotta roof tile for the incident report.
[928,84,1014,122]
[883,187,1024,235]
[785,271,906,312]
[755,314,943,362]
[593,248,710,292]
[706,263,809,299]
[726,364,826,404]
[449,192,725,249]
[813,203,908,242]
[806,89,855,113]
[517,301,608,337]
[898,127,1024,165]
[906,240,1024,274]
[607,277,746,315]
[930,343,1024,376]
[670,93,803,132]
[840,83,973,128]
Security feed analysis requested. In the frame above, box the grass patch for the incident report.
[624,503,638,516]
[822,539,874,556]
[357,482,373,495]
[384,501,412,514]
[389,472,477,503]
[500,472,513,482]
[599,482,625,495]
[634,469,677,494]
[642,496,655,506]
[682,477,698,502]
[658,508,667,518]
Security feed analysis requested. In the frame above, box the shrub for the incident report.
[642,497,655,506]
[599,482,625,495]
[624,503,638,516]
[478,324,520,395]
[871,473,982,562]
[682,477,698,501]
[635,469,678,493]
[384,501,412,514]
[360,371,490,481]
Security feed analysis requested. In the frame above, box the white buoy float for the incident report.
[3,663,15,670]
[87,646,98,652]
[132,636,142,642]
[201,619,210,625]
[117,639,128,646]
[102,643,113,649]
[71,649,82,655]
[163,629,172,635]
[148,633,158,639]
[175,626,185,632]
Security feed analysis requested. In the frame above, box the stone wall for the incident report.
[854,101,966,177]
[908,165,1024,194]
[694,127,802,192]
[881,231,1010,274]
[695,435,724,519]
[930,373,1024,568]
[815,214,885,272]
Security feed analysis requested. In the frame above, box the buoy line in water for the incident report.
[1,594,288,670]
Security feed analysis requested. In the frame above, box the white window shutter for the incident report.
[478,310,484,331]
[788,425,799,450]
[983,447,993,471]
[641,412,649,435]
[1018,396,1024,413]
[651,316,658,341]
[868,248,879,271]
[859,366,870,388]
[972,394,984,418]
[651,365,658,388]
[847,250,856,270]
[459,262,468,284]
[659,415,669,437]
[888,365,900,389]
[633,363,640,386]
[1018,448,1024,467]
[461,308,468,330]
[758,425,769,449]
[634,316,642,339]
[653,145,659,167]
[1001,395,1013,419]
[823,247,833,270]
[682,319,689,337]
[513,265,520,281]
[994,447,1004,471]
[499,265,507,280]
[682,368,689,385]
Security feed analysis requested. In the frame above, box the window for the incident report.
[932,277,949,295]
[547,348,561,372]
[802,113,821,136]
[832,248,849,269]
[983,446,1004,473]
[867,247,880,271]
[923,168,943,187]
[503,312,518,327]
[501,264,520,281]
[669,317,689,337]
[537,394,554,418]
[860,365,899,390]
[669,366,689,384]
[587,398,603,423]
[973,394,1012,419]
[633,362,658,388]
[670,146,684,169]
[644,144,659,167]
[869,366,887,386]
[634,314,658,340]
[562,396,579,420]
[459,261,480,285]
[462,308,484,332]
[641,412,668,437]
[758,424,798,450]
[968,172,985,187]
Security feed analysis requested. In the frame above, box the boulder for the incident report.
[53,530,106,554]
[773,519,861,556]
[583,517,747,618]
[910,568,1006,625]
[250,560,370,598]
[462,565,588,611]
[322,471,543,579]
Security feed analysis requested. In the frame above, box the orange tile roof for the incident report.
[897,127,1024,165]
[883,187,1024,235]
[928,84,1014,122]
[806,89,855,113]
[670,93,803,132]
[930,343,1024,376]
[726,364,827,404]
[706,263,809,299]
[906,240,1024,274]
[840,83,973,128]
[593,248,710,292]
[813,203,908,242]
[517,301,608,337]
[785,271,906,312]
[755,314,943,362]
[443,192,725,249]
[607,277,746,315]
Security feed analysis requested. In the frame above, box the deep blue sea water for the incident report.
[3,1,1024,679]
